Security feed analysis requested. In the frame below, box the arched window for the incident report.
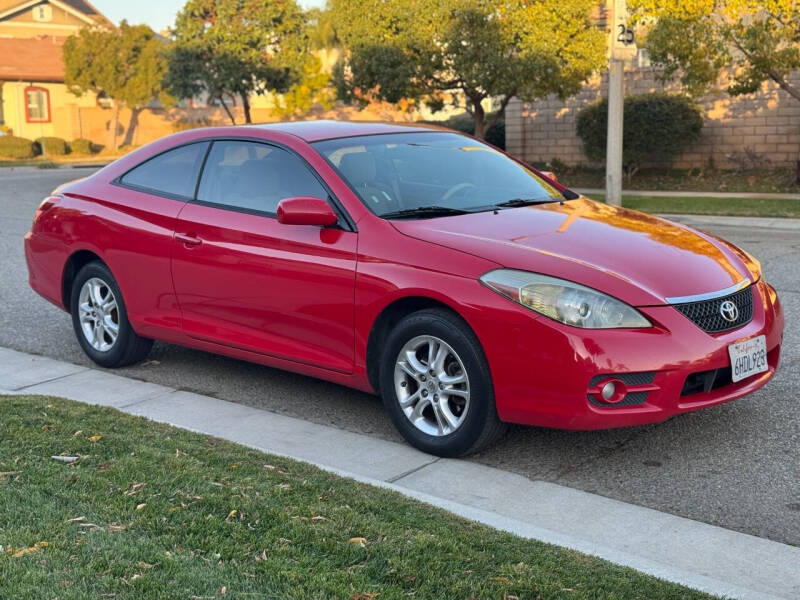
[25,86,50,123]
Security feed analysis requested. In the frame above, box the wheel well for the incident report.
[62,250,103,312]
[366,296,459,393]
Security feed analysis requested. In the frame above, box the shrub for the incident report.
[70,138,96,155]
[426,112,506,150]
[576,93,703,178]
[0,135,37,159]
[35,136,69,156]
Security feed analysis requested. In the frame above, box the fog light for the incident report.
[601,381,616,401]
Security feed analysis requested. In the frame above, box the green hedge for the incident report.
[0,136,37,159]
[426,113,505,150]
[35,136,69,156]
[70,138,95,155]
[576,93,703,176]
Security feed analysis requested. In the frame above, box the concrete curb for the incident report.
[574,188,800,200]
[2,346,798,600]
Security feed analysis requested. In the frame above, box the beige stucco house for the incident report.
[0,0,112,140]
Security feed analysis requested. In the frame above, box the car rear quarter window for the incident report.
[196,140,328,215]
[119,142,209,199]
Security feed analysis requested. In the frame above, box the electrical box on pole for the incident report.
[605,0,636,206]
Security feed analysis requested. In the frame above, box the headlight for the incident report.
[480,269,651,329]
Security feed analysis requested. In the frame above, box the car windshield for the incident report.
[312,132,563,218]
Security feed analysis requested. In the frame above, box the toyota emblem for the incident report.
[720,300,739,322]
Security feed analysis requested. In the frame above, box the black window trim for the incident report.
[113,136,357,232]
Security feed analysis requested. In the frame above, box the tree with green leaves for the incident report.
[329,0,605,139]
[167,0,307,124]
[63,21,172,148]
[631,1,800,102]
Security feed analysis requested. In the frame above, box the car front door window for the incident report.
[196,140,330,215]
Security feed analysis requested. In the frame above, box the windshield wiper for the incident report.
[380,206,473,219]
[494,197,561,208]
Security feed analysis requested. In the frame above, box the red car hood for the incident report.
[391,198,756,306]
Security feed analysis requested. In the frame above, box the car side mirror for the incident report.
[277,197,338,227]
[540,171,559,184]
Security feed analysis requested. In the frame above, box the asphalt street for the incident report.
[1,167,798,545]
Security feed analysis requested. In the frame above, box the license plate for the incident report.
[728,335,768,383]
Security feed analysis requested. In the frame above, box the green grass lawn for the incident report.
[585,194,800,218]
[0,395,715,600]
[557,166,800,194]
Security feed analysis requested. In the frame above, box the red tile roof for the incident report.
[0,36,66,82]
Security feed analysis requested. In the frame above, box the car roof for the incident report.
[249,119,448,142]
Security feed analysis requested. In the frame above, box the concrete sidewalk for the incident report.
[1,345,798,600]
[574,187,800,200]
[658,213,800,231]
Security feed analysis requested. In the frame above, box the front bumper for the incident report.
[474,279,784,429]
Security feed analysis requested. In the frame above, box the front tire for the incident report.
[379,308,507,457]
[70,261,152,368]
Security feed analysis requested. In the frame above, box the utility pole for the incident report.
[606,58,624,206]
[606,0,636,206]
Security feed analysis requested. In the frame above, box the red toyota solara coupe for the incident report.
[25,121,784,456]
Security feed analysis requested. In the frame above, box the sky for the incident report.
[91,0,325,33]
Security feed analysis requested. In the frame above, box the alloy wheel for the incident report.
[393,335,471,436]
[78,277,119,352]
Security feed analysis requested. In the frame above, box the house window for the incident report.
[96,91,113,108]
[25,86,50,123]
[33,5,52,22]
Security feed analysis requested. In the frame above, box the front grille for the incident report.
[672,286,754,333]
[681,367,733,396]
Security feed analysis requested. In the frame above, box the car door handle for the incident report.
[175,233,202,247]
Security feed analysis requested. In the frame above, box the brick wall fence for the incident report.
[506,68,800,170]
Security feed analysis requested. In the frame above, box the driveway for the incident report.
[1,167,798,544]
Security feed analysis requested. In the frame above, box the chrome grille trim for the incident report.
[664,279,751,304]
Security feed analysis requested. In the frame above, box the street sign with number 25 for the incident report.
[609,0,637,60]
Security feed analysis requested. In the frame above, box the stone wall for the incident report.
[506,68,800,169]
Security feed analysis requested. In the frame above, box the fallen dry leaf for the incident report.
[311,515,327,522]
[124,483,146,496]
[350,593,379,600]
[72,430,83,437]
[67,516,87,523]
[108,524,126,533]
[135,503,147,511]
[348,537,368,547]
[88,435,102,443]
[220,586,227,595]
[12,546,40,558]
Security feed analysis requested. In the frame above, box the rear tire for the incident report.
[70,261,152,368]
[379,308,507,457]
